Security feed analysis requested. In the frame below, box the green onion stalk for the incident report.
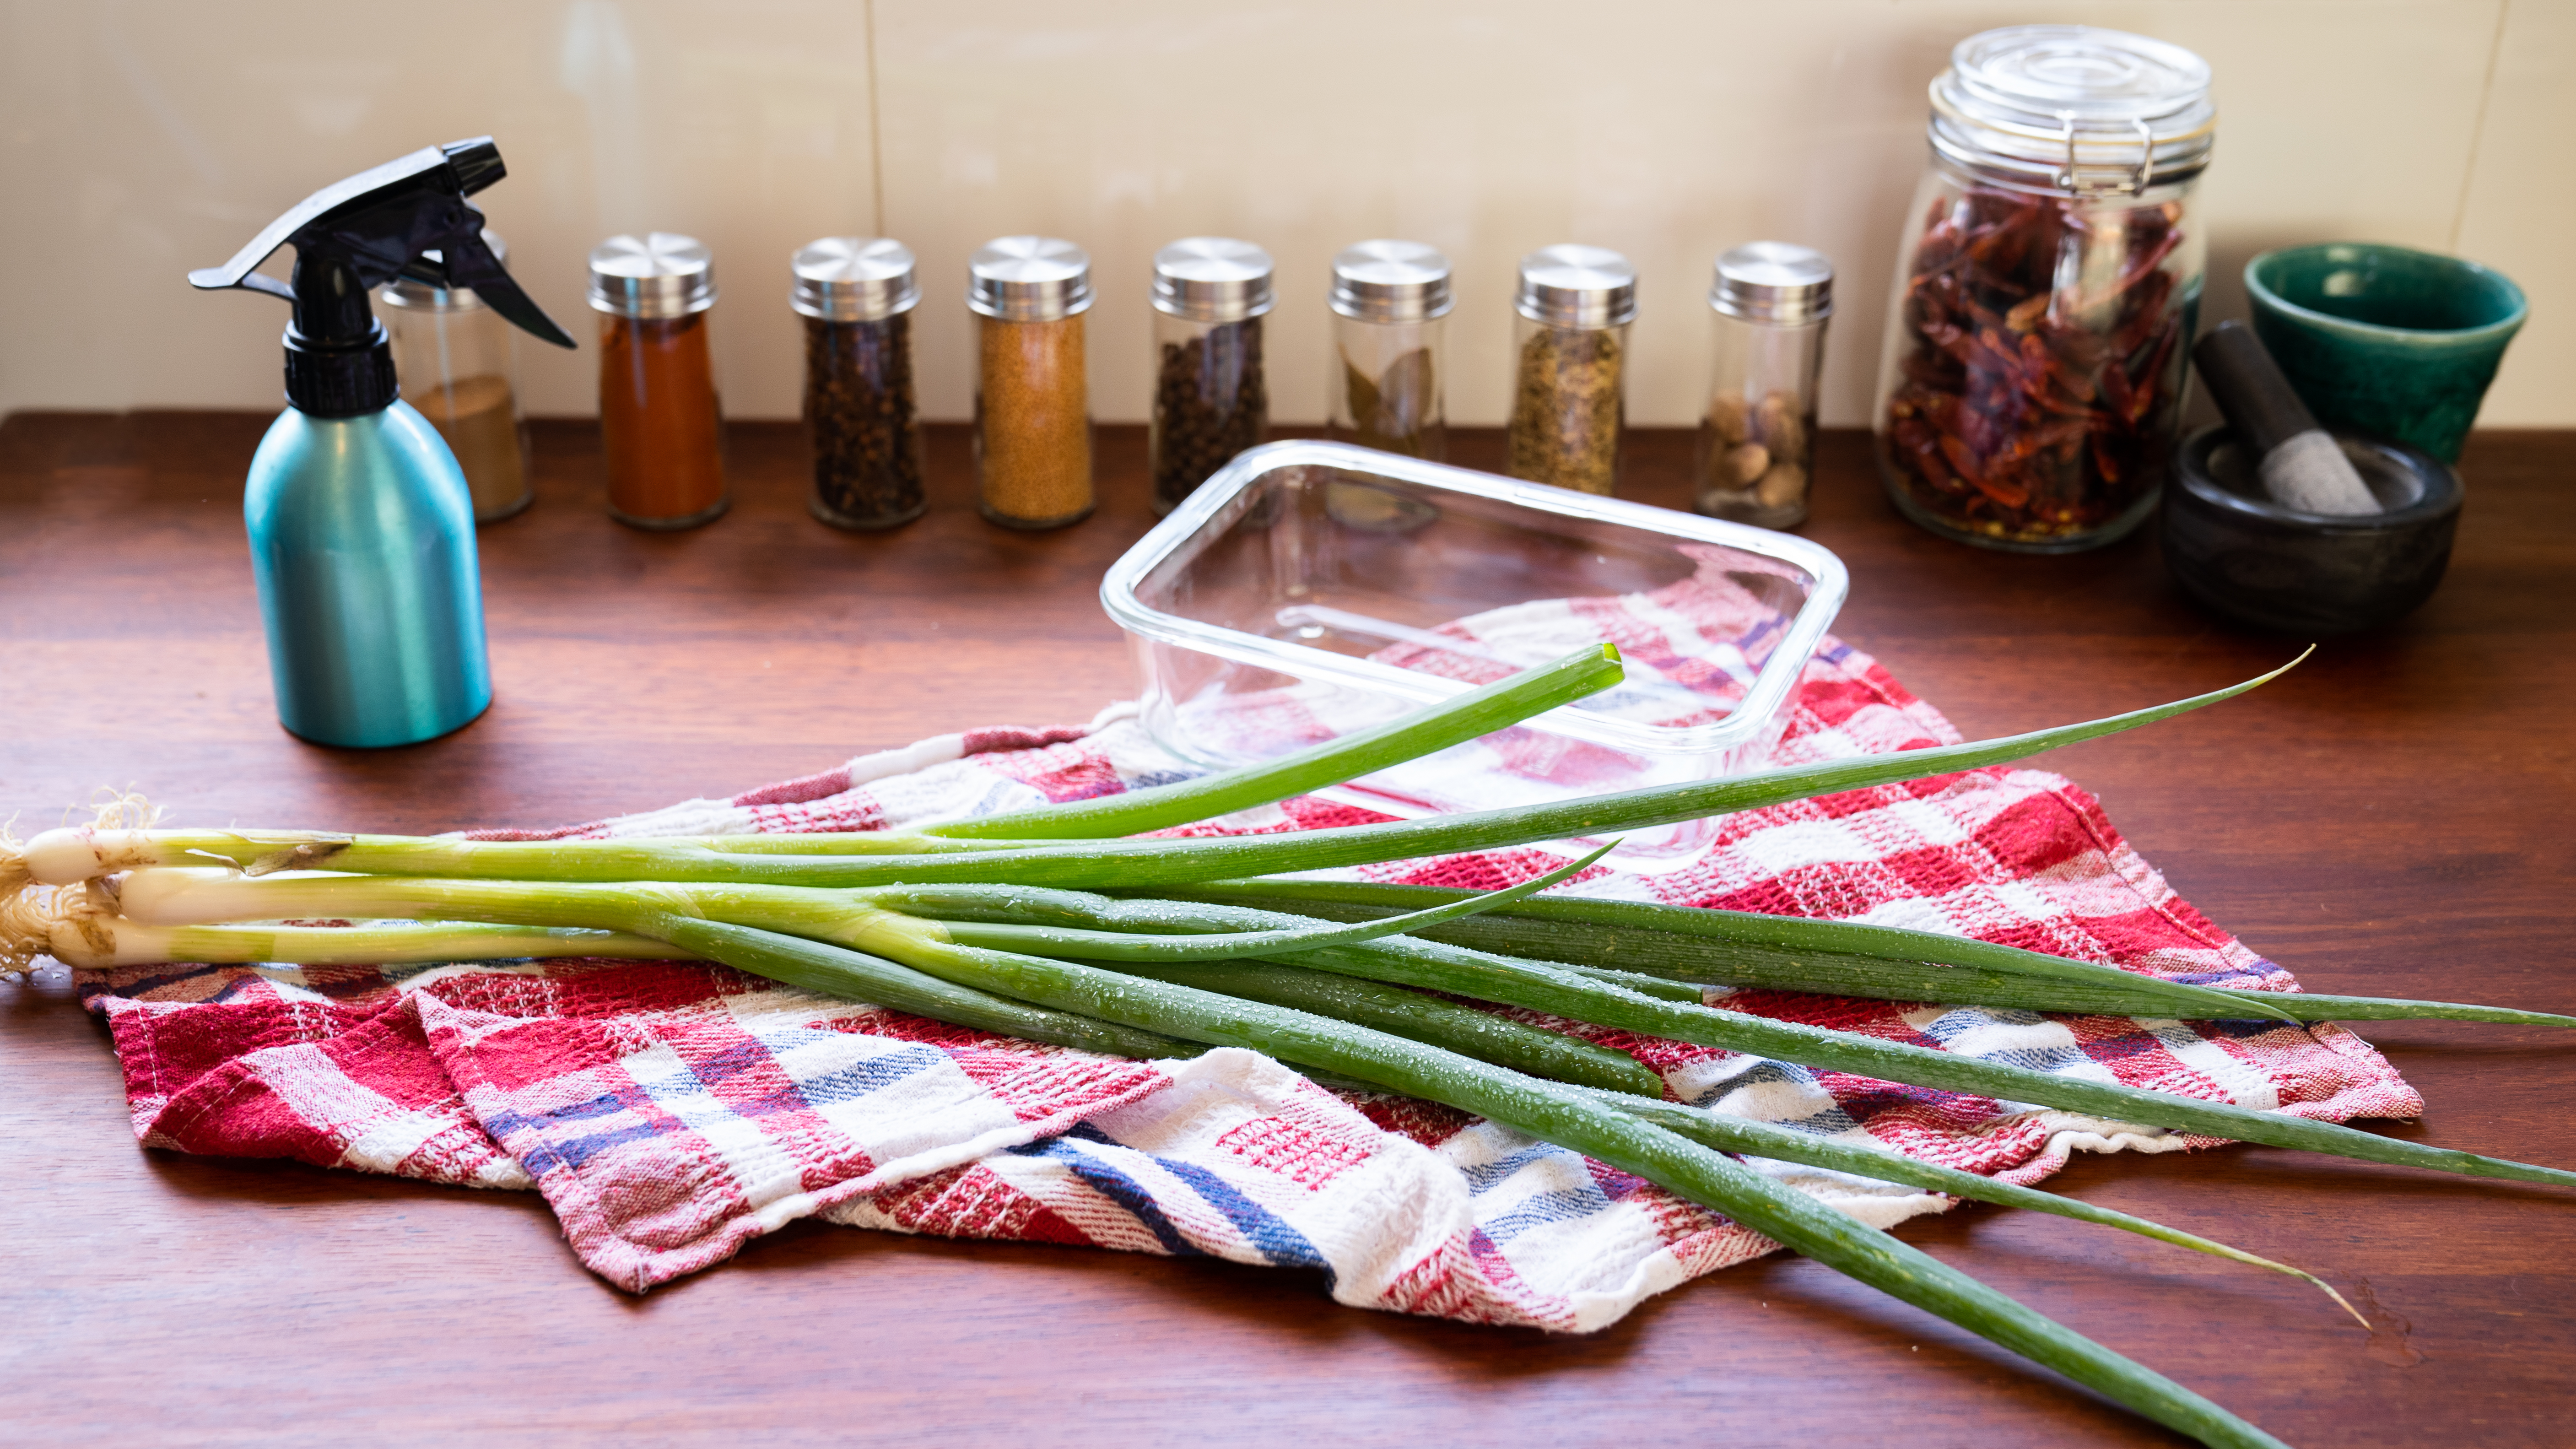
[11,647,2565,1445]
[94,869,2576,1195]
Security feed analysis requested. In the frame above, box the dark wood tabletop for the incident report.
[4,412,2569,1447]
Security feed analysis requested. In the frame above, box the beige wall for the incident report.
[2,0,2565,429]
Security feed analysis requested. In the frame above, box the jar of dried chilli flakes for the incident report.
[1873,25,2214,552]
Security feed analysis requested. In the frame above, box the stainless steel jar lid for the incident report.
[381,230,507,313]
[967,236,1092,321]
[588,232,718,319]
[1710,242,1834,326]
[1329,240,1452,324]
[1930,25,2215,195]
[1152,238,1274,323]
[1514,245,1636,329]
[791,237,919,321]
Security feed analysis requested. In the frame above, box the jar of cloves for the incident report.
[1505,245,1635,497]
[794,237,926,530]
[1695,242,1833,529]
[380,229,533,523]
[1328,240,1450,462]
[589,232,728,530]
[968,236,1094,530]
[1873,25,2214,551]
[1149,237,1271,514]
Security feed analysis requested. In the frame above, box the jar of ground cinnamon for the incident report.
[589,232,729,530]
[967,236,1093,530]
[380,228,533,522]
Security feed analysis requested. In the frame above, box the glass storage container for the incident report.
[1150,237,1272,514]
[1696,242,1833,529]
[969,236,1094,530]
[380,228,533,522]
[589,232,729,530]
[1874,24,2215,552]
[1101,440,1848,871]
[1504,244,1635,497]
[794,236,926,530]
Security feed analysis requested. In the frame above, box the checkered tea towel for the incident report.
[75,551,2419,1330]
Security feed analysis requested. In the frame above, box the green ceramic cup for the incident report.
[2245,243,2527,464]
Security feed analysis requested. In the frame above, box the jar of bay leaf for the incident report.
[1505,245,1636,496]
[1149,237,1271,514]
[1328,240,1450,461]
[1695,242,1833,529]
[379,229,533,522]
[793,236,925,530]
[968,236,1094,530]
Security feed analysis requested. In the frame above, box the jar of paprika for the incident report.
[1873,26,2214,551]
[589,232,729,530]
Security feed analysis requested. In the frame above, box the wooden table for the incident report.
[4,413,2569,1446]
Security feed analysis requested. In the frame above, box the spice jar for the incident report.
[589,232,728,530]
[1505,245,1635,496]
[380,229,533,522]
[968,236,1093,530]
[793,237,925,530]
[1874,25,2215,551]
[1328,240,1451,461]
[1695,242,1833,529]
[1150,238,1272,514]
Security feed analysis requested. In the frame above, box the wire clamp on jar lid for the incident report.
[1711,242,1834,326]
[1928,24,2214,196]
[1514,245,1636,330]
[792,237,919,321]
[588,232,717,318]
[1329,240,1453,324]
[968,237,1092,321]
[1152,238,1274,323]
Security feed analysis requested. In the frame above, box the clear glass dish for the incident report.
[1099,440,1848,870]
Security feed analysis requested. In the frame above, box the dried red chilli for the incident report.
[1881,189,2192,542]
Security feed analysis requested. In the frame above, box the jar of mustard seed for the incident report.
[794,237,926,530]
[968,236,1094,530]
[1504,244,1636,497]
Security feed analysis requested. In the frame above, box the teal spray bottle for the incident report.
[189,138,575,747]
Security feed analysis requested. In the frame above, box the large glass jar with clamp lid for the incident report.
[1873,25,2215,552]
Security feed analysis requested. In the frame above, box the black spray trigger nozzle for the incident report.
[189,135,574,352]
[429,224,576,350]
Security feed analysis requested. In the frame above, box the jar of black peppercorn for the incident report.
[1149,238,1271,513]
[794,237,926,530]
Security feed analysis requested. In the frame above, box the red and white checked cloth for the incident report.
[75,557,2419,1330]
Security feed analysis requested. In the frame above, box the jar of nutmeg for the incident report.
[1694,242,1833,530]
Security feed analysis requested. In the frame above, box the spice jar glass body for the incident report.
[1874,168,2201,550]
[590,232,729,530]
[1330,314,1445,462]
[382,257,533,523]
[1151,311,1266,514]
[1872,25,2214,552]
[1505,315,1626,495]
[1697,312,1826,527]
[804,313,925,528]
[976,313,1093,529]
[599,311,729,529]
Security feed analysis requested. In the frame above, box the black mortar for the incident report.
[2162,425,2462,635]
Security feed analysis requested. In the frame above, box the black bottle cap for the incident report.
[189,136,573,417]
